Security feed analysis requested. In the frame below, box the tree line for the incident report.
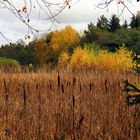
[0,13,140,68]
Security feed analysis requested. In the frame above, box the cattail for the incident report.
[138,77,140,84]
[58,75,60,88]
[23,84,26,106]
[4,80,7,93]
[69,81,71,86]
[4,79,8,136]
[78,114,84,130]
[4,80,8,100]
[89,83,92,91]
[67,81,71,86]
[105,79,108,93]
[73,77,76,87]
[23,83,27,139]
[61,84,64,93]
[72,94,75,140]
[72,95,75,107]
[36,83,39,90]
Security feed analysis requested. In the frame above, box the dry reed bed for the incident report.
[0,70,139,140]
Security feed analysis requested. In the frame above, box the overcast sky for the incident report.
[0,0,139,45]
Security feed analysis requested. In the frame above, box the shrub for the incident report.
[0,57,21,72]
[116,45,135,70]
[69,44,136,71]
[58,52,70,68]
[69,47,92,69]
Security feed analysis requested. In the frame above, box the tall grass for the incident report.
[0,70,139,140]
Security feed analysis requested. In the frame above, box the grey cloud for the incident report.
[0,0,139,45]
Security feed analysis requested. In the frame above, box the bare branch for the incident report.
[97,0,135,16]
[0,0,139,44]
[0,0,72,43]
[0,32,13,44]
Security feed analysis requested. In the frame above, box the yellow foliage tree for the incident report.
[50,26,80,52]
[58,52,70,68]
[69,48,92,69]
[69,45,136,71]
[116,46,135,70]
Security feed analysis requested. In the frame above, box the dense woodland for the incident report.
[1,13,140,70]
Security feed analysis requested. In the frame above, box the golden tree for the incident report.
[50,26,80,53]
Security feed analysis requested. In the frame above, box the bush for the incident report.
[0,57,21,72]
[69,44,136,71]
[58,52,70,68]
[69,47,92,69]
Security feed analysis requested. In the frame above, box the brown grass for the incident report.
[0,69,139,140]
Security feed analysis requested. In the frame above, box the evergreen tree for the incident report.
[130,15,136,28]
[88,22,95,29]
[130,12,140,29]
[109,15,121,32]
[97,15,109,31]
[122,20,128,29]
